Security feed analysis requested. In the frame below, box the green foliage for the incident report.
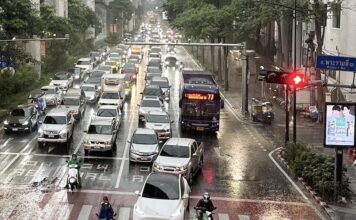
[0,65,38,108]
[283,142,350,201]
[109,0,135,22]
[68,0,98,34]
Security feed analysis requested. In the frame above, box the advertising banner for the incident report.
[324,103,356,147]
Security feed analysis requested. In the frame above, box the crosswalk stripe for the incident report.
[118,207,131,220]
[260,217,291,220]
[56,204,74,220]
[218,213,230,220]
[77,205,92,220]
[238,215,250,220]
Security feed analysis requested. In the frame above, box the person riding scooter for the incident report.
[67,154,82,188]
[195,192,216,220]
[36,97,46,115]
[96,196,116,220]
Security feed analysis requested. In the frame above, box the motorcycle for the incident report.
[96,210,117,220]
[193,206,216,220]
[66,164,81,191]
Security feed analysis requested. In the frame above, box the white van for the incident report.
[101,74,126,101]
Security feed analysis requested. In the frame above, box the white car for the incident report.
[95,105,122,128]
[81,84,100,103]
[49,72,73,91]
[75,57,93,73]
[133,172,190,220]
[144,111,173,140]
[98,91,124,109]
[41,85,63,106]
[138,96,164,123]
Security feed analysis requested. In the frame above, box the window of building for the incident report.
[332,6,341,28]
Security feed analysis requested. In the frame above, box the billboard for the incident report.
[324,103,356,147]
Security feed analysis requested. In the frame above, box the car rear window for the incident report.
[142,174,179,200]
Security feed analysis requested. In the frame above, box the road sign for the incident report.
[316,55,356,72]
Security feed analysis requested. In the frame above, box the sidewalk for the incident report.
[218,77,356,219]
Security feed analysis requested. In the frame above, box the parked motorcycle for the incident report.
[193,206,216,220]
[66,164,80,191]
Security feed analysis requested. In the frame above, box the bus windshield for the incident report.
[181,99,219,120]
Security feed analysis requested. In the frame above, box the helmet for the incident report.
[203,192,210,202]
[103,196,109,201]
[72,154,77,159]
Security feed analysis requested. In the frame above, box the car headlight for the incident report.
[105,140,111,145]
[22,121,29,126]
[135,205,144,215]
[59,130,67,138]
[165,128,170,132]
[74,75,80,79]
[38,128,43,137]
[89,96,95,100]
[171,207,182,217]
[153,162,161,169]
[177,165,188,171]
[4,120,8,125]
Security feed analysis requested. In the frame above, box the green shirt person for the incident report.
[67,154,82,188]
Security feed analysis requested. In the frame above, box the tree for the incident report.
[68,0,99,34]
[109,0,134,22]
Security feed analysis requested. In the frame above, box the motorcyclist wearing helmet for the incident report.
[97,196,115,219]
[67,154,82,187]
[195,192,215,219]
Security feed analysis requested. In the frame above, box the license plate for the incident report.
[196,127,204,131]
[48,135,54,138]
[141,157,149,161]
[12,128,18,131]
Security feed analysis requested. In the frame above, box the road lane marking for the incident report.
[74,135,85,154]
[77,205,92,220]
[57,204,73,220]
[0,136,36,176]
[0,151,129,160]
[118,207,131,220]
[0,138,13,149]
[219,213,230,220]
[268,147,327,220]
[238,215,250,220]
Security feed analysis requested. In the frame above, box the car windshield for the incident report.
[141,100,161,107]
[160,145,189,158]
[124,64,135,69]
[148,60,161,66]
[97,65,112,71]
[142,175,179,200]
[91,71,105,77]
[53,74,68,80]
[105,61,116,66]
[150,54,160,58]
[128,59,139,64]
[81,86,95,91]
[146,114,169,123]
[143,88,161,96]
[165,57,177,62]
[151,80,169,88]
[147,67,161,73]
[77,60,91,65]
[97,109,117,117]
[11,108,29,117]
[102,92,119,99]
[41,88,56,94]
[86,78,100,84]
[133,133,157,144]
[151,48,161,53]
[88,124,112,135]
[124,68,136,74]
[43,116,66,124]
[62,98,80,106]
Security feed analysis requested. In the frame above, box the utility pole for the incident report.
[292,0,297,143]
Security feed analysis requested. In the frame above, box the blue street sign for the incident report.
[316,55,356,72]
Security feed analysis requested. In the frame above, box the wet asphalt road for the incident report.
[0,46,325,220]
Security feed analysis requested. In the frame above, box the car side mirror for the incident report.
[68,121,73,125]
[127,139,131,143]
[135,190,141,196]
[182,194,189,199]
[193,152,197,157]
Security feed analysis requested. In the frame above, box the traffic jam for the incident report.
[0,19,323,220]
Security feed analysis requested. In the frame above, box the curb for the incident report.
[276,149,335,218]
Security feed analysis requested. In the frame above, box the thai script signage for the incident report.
[316,55,356,72]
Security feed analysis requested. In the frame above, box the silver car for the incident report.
[128,128,160,163]
[153,138,204,185]
[138,96,164,123]
[41,85,63,106]
[95,105,122,129]
[144,111,173,140]
[49,72,73,91]
[81,84,100,103]
[83,117,118,155]
[150,76,170,101]
[37,108,75,149]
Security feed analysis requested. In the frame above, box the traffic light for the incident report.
[288,72,306,88]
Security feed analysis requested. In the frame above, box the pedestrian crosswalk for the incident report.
[3,202,314,220]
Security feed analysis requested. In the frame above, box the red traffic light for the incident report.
[288,73,306,87]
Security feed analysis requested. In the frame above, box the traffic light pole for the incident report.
[292,0,297,143]
[286,86,290,144]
